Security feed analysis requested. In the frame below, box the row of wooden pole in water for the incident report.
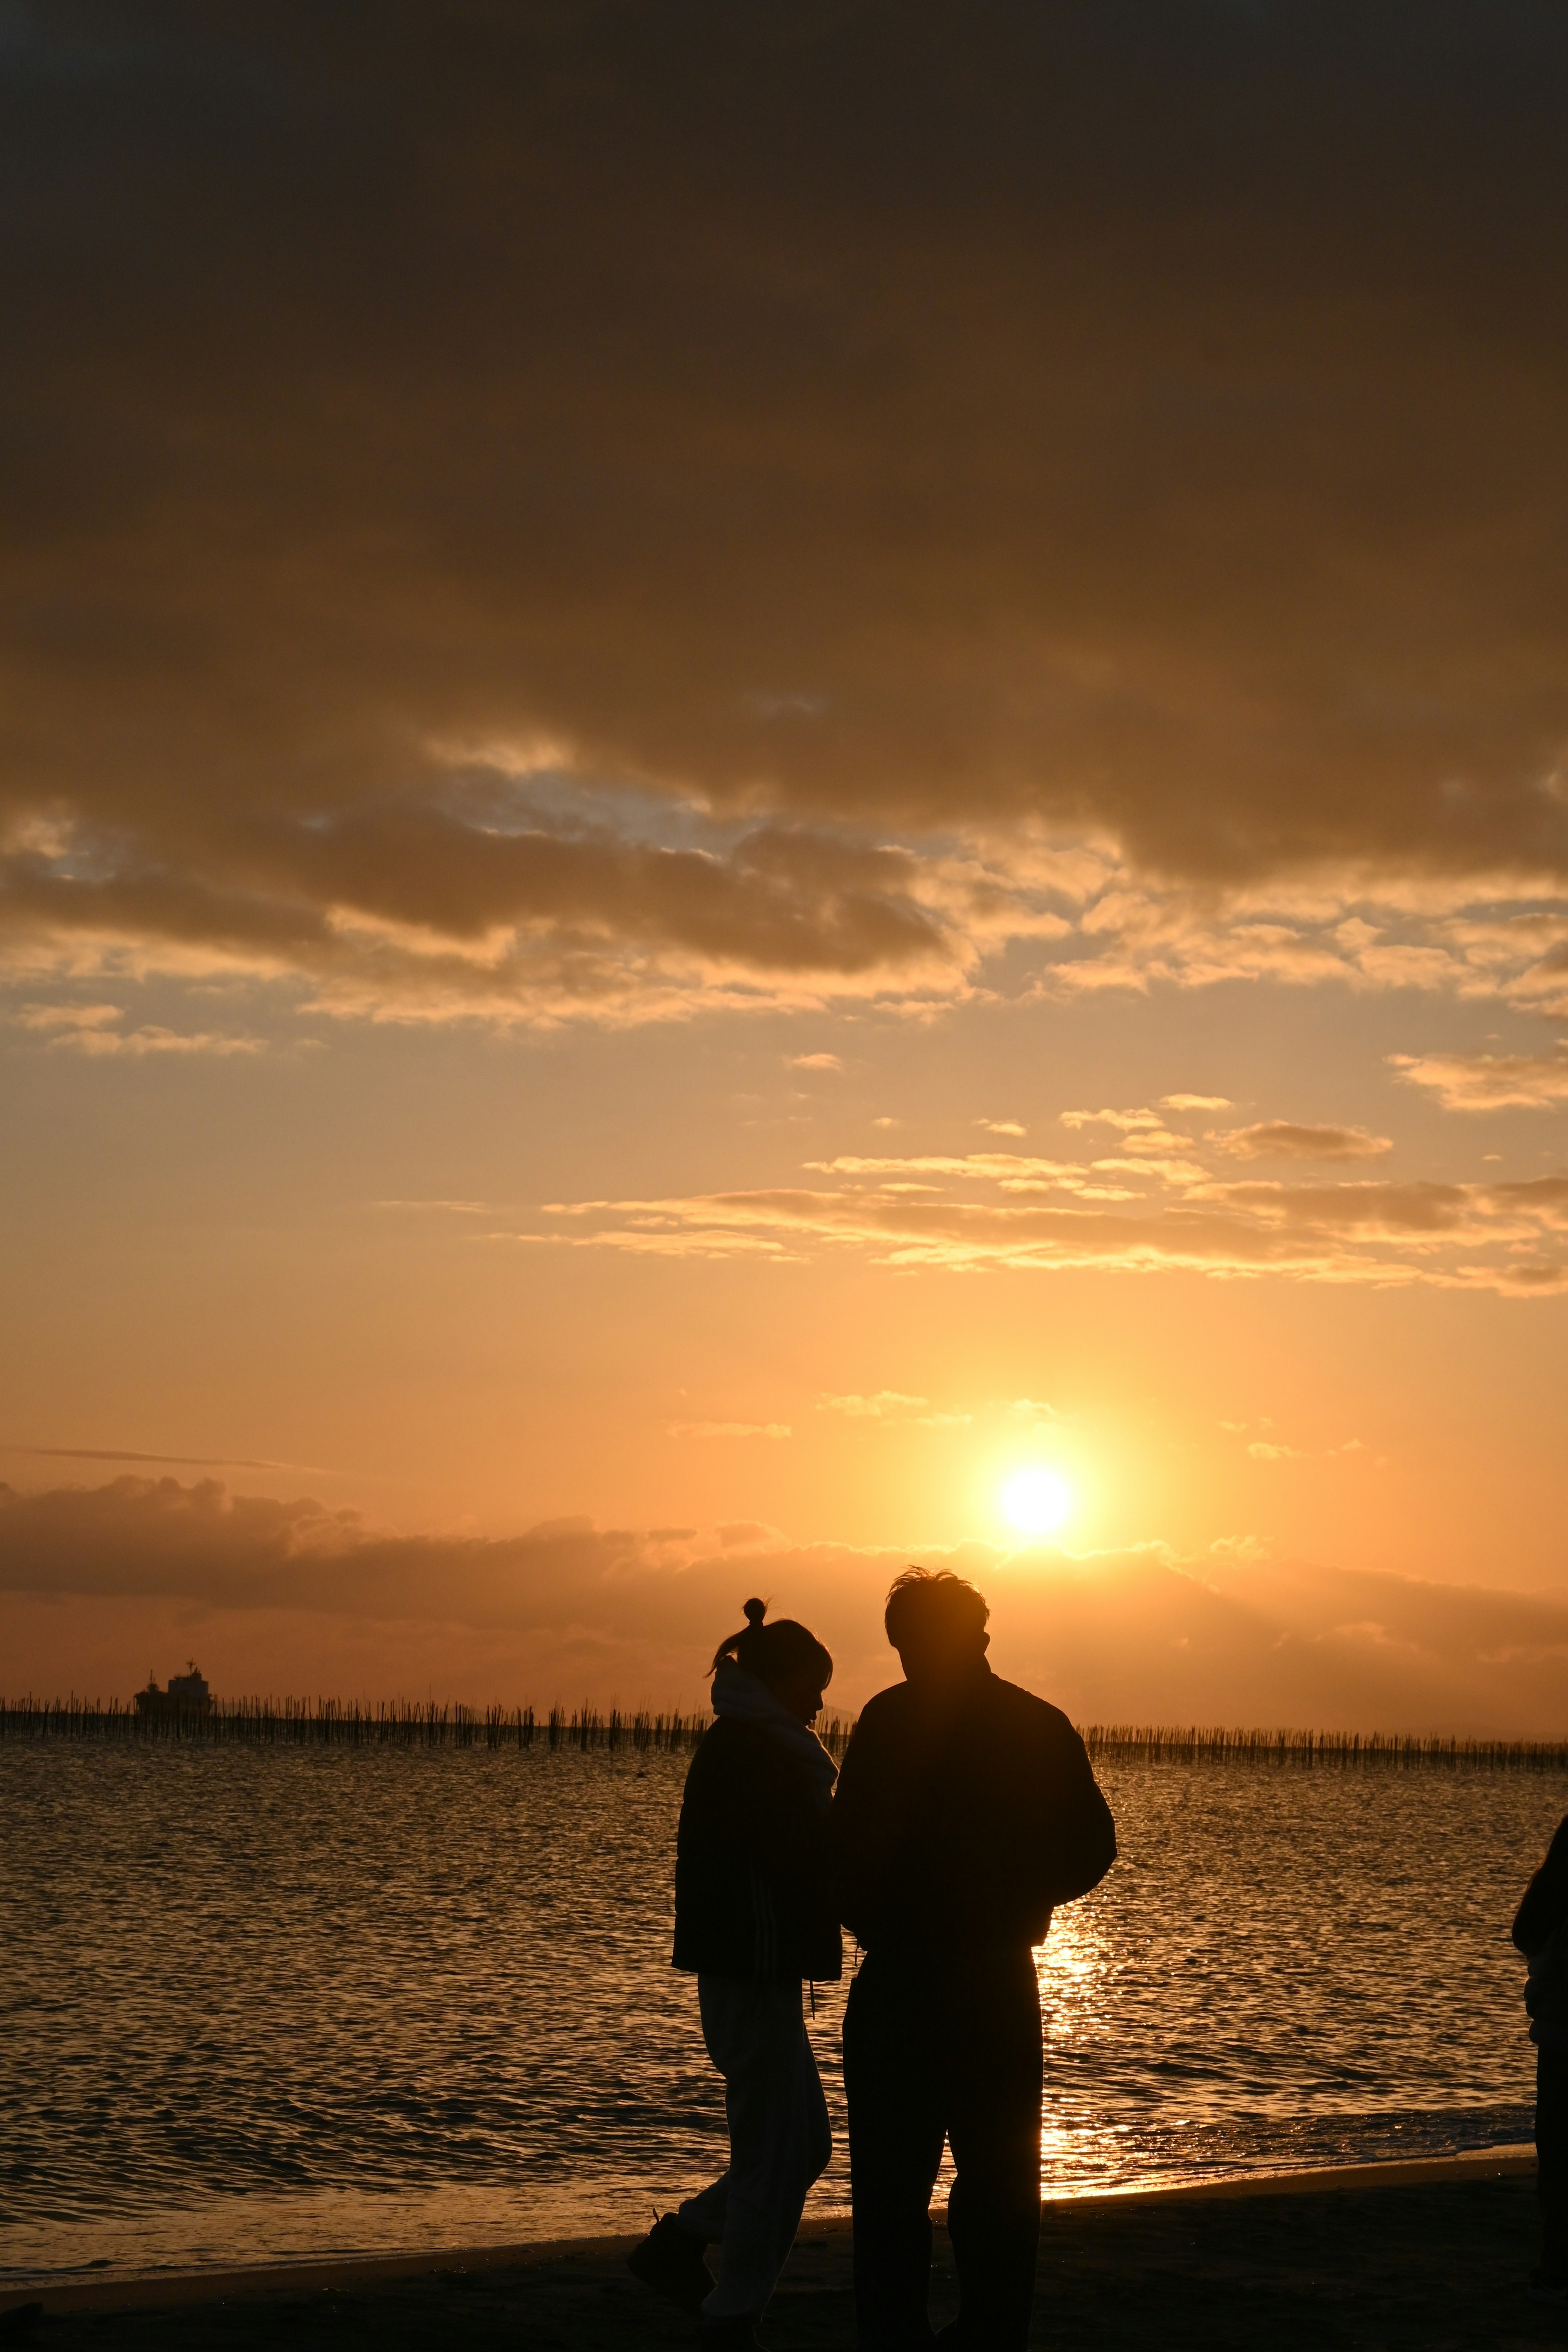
[2,1697,1566,1766]
[0,1696,760,1753]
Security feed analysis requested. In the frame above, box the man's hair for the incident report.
[884,1567,989,1651]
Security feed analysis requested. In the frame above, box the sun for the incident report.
[1000,1465,1073,1537]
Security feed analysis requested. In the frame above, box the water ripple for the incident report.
[0,1743,1556,2281]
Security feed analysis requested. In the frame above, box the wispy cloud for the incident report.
[9,1003,264,1057]
[806,1150,1081,1187]
[14,1003,123,1033]
[1060,1107,1195,1154]
[1215,1122,1392,1162]
[1390,1048,1568,1112]
[0,1444,325,1472]
[816,1392,971,1426]
[373,1198,492,1215]
[667,1421,792,1441]
[523,1154,1568,1295]
[1220,1417,1370,1464]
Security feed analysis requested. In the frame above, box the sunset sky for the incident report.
[4,3,1567,1724]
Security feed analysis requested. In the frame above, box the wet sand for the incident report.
[2,2152,1559,2350]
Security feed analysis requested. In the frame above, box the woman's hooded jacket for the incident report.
[672,1660,842,1983]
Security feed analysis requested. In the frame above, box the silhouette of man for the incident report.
[1513,1811,1568,2303]
[834,1568,1116,2351]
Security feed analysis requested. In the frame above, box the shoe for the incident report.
[1529,2266,1568,2305]
[626,2212,714,2314]
[697,2321,764,2350]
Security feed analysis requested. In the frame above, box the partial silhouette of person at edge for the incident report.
[834,1568,1116,2352]
[628,1599,840,2350]
[1513,1809,1568,2306]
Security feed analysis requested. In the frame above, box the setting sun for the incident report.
[1000,1466,1074,1537]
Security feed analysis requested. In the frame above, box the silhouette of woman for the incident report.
[627,1599,842,2351]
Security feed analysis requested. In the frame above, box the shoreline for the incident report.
[1,2143,1537,2319]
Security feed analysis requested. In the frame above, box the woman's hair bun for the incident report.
[709,1597,832,1689]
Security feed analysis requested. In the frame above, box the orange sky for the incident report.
[2,4,1566,1726]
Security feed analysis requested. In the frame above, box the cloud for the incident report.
[1232,1429,1367,1466]
[808,1152,1080,1182]
[8,1001,264,1057]
[10,784,1568,1040]
[1162,1094,1231,1112]
[53,1025,265,1058]
[667,1421,792,1441]
[0,1445,323,1471]
[818,1391,926,1418]
[1390,1048,1568,1111]
[4,1476,1566,1733]
[372,1198,490,1214]
[1060,1108,1194,1154]
[528,1153,1568,1294]
[2,802,972,1028]
[5,8,1568,1032]
[1018,882,1568,1019]
[1061,1106,1165,1134]
[816,1392,970,1427]
[788,1052,843,1072]
[976,1119,1027,1137]
[1215,1122,1393,1162]
[14,1002,122,1033]
[1209,1535,1268,1563]
[1195,1179,1468,1233]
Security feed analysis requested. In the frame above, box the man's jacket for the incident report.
[673,1717,844,1982]
[833,1662,1116,1959]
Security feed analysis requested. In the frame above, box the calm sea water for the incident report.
[1,1742,1559,2288]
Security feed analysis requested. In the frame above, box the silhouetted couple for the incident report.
[628,1569,1117,2349]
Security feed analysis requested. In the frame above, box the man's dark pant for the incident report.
[1541,2045,1568,2277]
[844,1944,1042,2350]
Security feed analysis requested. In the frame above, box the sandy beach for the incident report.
[4,2150,1559,2350]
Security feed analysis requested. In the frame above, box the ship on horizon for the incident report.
[134,1661,212,1718]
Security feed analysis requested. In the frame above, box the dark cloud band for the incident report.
[5,4,1568,1018]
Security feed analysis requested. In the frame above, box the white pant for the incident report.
[677,1974,833,2322]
